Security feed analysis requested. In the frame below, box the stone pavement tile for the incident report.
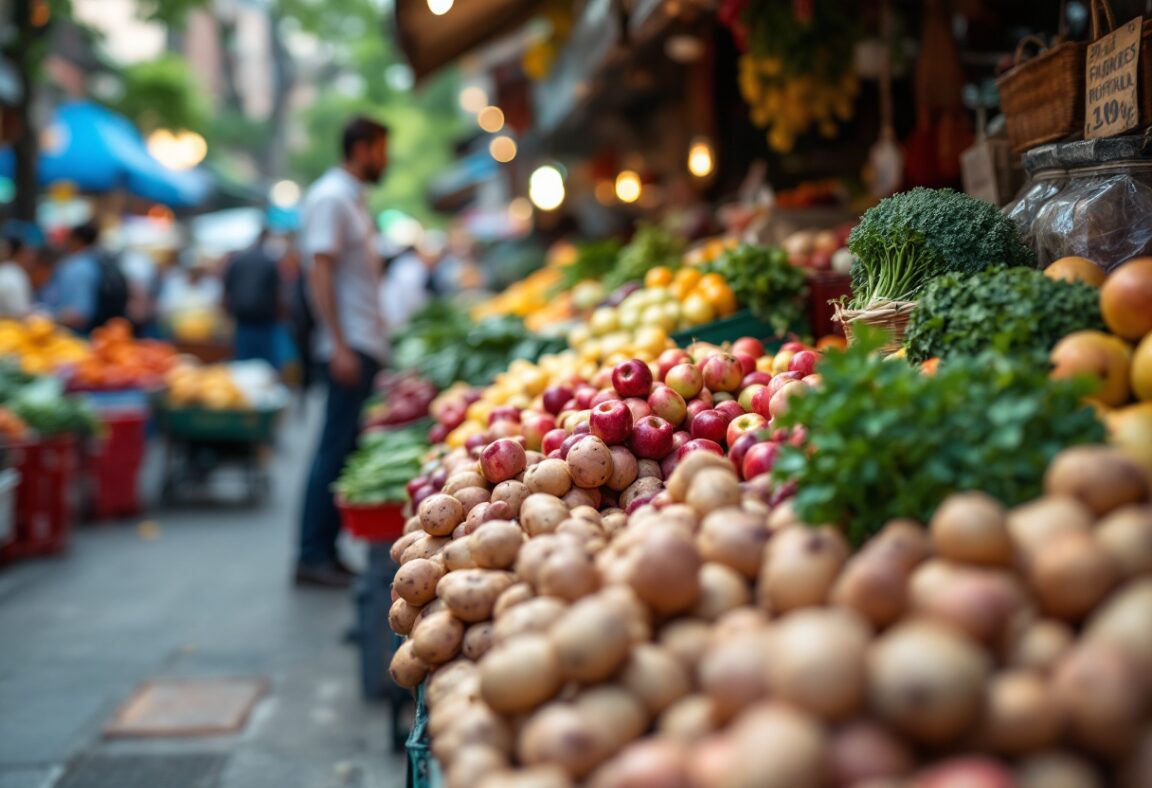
[0,766,62,788]
[53,753,227,788]
[216,748,402,788]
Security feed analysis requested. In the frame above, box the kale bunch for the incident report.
[706,245,808,336]
[847,188,1035,309]
[904,267,1106,363]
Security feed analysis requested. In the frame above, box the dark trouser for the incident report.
[234,321,280,369]
[298,351,380,567]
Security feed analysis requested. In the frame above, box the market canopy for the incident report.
[394,0,547,80]
[0,100,212,209]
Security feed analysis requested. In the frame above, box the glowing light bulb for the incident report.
[529,166,565,211]
[615,170,642,204]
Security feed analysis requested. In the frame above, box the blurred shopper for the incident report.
[224,228,284,369]
[381,231,441,331]
[120,247,163,337]
[0,220,40,318]
[45,223,129,333]
[295,117,390,588]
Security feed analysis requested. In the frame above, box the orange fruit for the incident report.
[704,281,739,317]
[1045,256,1106,287]
[1101,258,1152,340]
[1050,330,1132,407]
[644,266,674,288]
[697,272,728,292]
[816,335,847,350]
[672,268,703,300]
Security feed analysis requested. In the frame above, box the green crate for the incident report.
[406,682,442,788]
[670,309,809,351]
[157,405,282,443]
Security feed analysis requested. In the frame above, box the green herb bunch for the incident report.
[604,225,685,291]
[904,267,1106,364]
[555,239,623,294]
[847,188,1035,309]
[772,328,1104,544]
[334,422,430,505]
[706,245,809,336]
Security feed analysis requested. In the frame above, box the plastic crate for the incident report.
[807,271,852,339]
[337,499,406,542]
[0,468,19,550]
[406,682,442,788]
[670,309,808,351]
[1,435,78,561]
[90,410,149,519]
[158,405,282,443]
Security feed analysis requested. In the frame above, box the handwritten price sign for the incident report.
[1085,18,1142,139]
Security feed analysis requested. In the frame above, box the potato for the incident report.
[766,608,870,722]
[524,459,573,497]
[493,582,534,618]
[495,596,569,644]
[1016,751,1104,788]
[1008,496,1094,557]
[690,563,751,621]
[1085,578,1152,670]
[721,703,827,788]
[414,598,446,627]
[470,520,525,569]
[698,628,772,722]
[868,621,990,744]
[556,518,602,545]
[759,526,848,613]
[831,549,911,629]
[619,477,663,511]
[456,486,493,515]
[658,694,719,741]
[636,459,662,480]
[604,446,639,492]
[574,685,648,756]
[393,557,444,606]
[412,610,466,665]
[444,470,487,495]
[401,534,450,563]
[697,508,769,579]
[442,537,475,571]
[389,639,429,688]
[686,467,742,515]
[1053,640,1149,755]
[426,659,478,707]
[491,479,530,514]
[437,701,514,757]
[568,437,614,489]
[626,530,701,616]
[479,634,564,714]
[1117,727,1152,788]
[475,767,572,788]
[438,569,516,623]
[463,621,495,660]
[562,487,601,511]
[767,500,801,532]
[1029,532,1120,621]
[910,562,1027,645]
[975,669,1062,755]
[569,505,602,525]
[585,739,688,788]
[931,491,1015,567]
[388,597,421,636]
[870,518,932,571]
[403,515,422,535]
[1009,618,1075,675]
[420,493,467,536]
[1096,505,1152,579]
[390,530,422,563]
[659,619,713,671]
[550,596,634,683]
[518,703,605,778]
[619,644,691,716]
[601,511,628,536]
[596,585,652,644]
[667,452,731,501]
[537,549,600,602]
[444,746,507,788]
[826,720,915,786]
[658,503,701,535]
[521,494,570,537]
[1045,445,1150,516]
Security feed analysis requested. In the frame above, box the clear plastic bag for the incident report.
[1003,168,1067,260]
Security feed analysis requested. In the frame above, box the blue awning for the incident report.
[0,100,212,209]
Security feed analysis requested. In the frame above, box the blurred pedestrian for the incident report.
[0,220,40,319]
[381,231,441,331]
[44,222,129,333]
[224,228,283,369]
[295,116,390,588]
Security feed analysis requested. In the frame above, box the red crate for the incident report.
[337,498,406,542]
[1,435,78,561]
[90,411,148,519]
[808,271,852,339]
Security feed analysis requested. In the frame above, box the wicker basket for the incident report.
[834,300,918,355]
[997,34,1085,153]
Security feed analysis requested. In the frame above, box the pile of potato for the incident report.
[388,441,1152,788]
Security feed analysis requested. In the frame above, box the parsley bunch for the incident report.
[772,329,1104,544]
[706,245,808,336]
[904,267,1106,363]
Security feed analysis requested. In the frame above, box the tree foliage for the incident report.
[113,54,209,134]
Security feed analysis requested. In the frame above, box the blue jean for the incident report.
[234,322,280,369]
[298,351,381,566]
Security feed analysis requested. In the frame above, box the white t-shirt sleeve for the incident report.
[302,195,346,261]
[0,264,32,318]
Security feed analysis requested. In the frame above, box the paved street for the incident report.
[0,403,407,788]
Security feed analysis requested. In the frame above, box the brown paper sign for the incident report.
[1085,17,1142,139]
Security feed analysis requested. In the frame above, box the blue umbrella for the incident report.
[0,100,212,208]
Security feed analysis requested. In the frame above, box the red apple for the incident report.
[612,359,654,398]
[591,388,617,407]
[701,353,744,393]
[631,415,675,460]
[690,409,727,445]
[624,397,652,424]
[591,367,614,390]
[488,406,521,425]
[657,348,692,380]
[751,386,774,420]
[769,380,808,418]
[789,350,822,378]
[660,452,680,480]
[739,384,766,413]
[665,363,704,399]
[733,352,757,376]
[767,371,803,398]
[685,398,711,427]
[572,420,591,435]
[670,429,691,455]
[439,403,466,430]
[465,432,491,452]
[802,374,822,388]
[560,398,579,415]
[541,427,567,455]
[648,385,687,426]
[521,411,557,451]
[428,424,449,444]
[480,438,527,483]
[728,431,764,477]
[781,341,807,353]
[574,385,598,409]
[715,400,745,423]
[741,371,773,389]
[726,412,768,448]
[559,433,587,460]
[411,483,437,509]
[742,441,780,480]
[541,385,573,416]
[490,419,522,439]
[677,438,724,460]
[732,337,765,358]
[772,350,795,375]
[590,400,634,445]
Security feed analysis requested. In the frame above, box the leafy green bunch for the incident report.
[605,225,685,291]
[706,245,809,336]
[555,239,624,294]
[847,188,1035,309]
[904,267,1107,364]
[0,368,98,438]
[334,423,430,505]
[772,328,1104,544]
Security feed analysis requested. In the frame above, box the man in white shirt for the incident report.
[295,117,390,588]
[0,222,39,319]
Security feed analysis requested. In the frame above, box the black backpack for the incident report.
[89,251,130,331]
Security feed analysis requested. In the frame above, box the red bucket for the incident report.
[2,434,79,561]
[337,498,406,542]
